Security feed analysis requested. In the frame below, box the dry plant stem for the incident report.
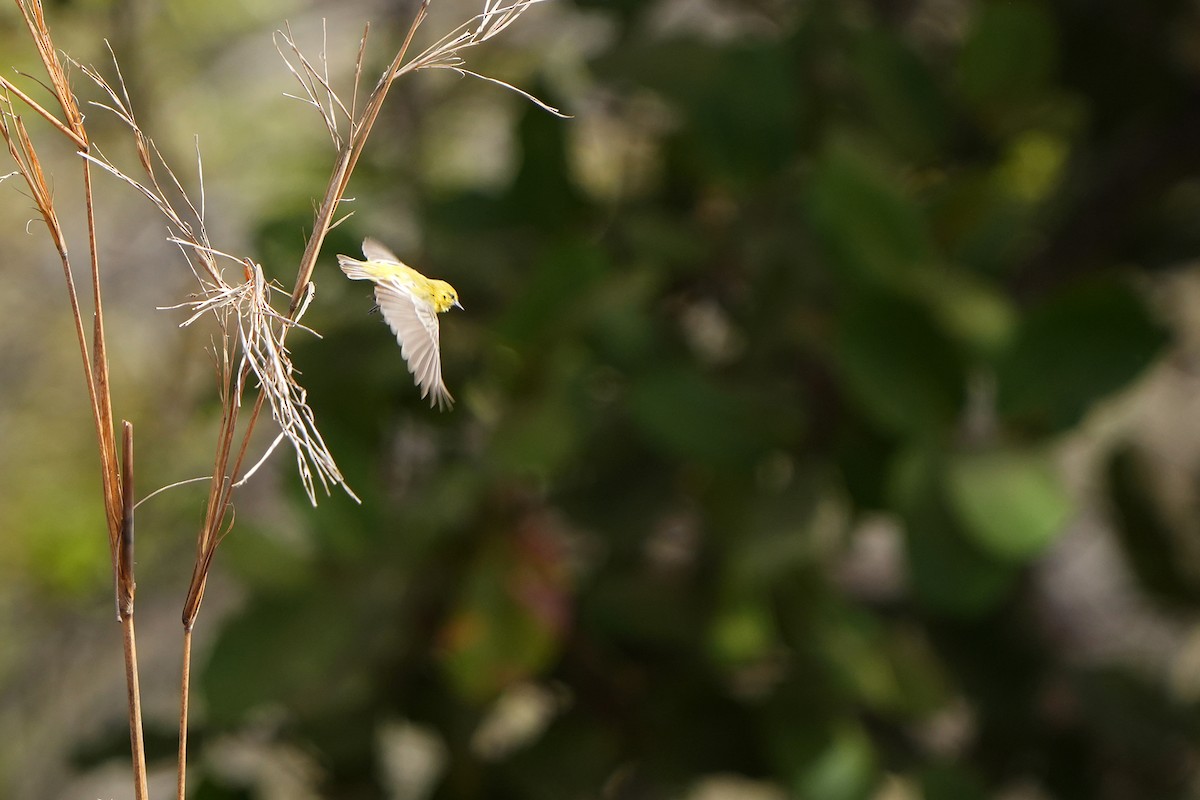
[289,0,429,313]
[0,76,86,148]
[174,10,430,792]
[178,357,259,800]
[85,158,123,539]
[118,421,136,615]
[5,0,121,548]
[120,421,148,800]
[2,4,146,796]
[123,619,149,800]
[177,626,193,800]
[182,357,254,627]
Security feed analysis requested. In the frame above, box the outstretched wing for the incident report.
[362,237,404,265]
[374,281,454,410]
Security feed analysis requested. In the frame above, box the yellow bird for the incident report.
[338,238,462,410]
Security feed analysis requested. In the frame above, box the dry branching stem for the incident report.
[1,1,146,797]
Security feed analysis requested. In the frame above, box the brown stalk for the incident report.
[176,626,193,800]
[119,422,147,800]
[0,75,86,148]
[174,9,432,792]
[1,3,147,797]
[289,0,429,313]
[175,0,433,617]
[173,12,435,793]
[178,352,258,798]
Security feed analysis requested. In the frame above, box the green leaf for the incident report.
[506,101,588,227]
[850,29,951,161]
[996,277,1168,432]
[629,366,771,467]
[1107,445,1200,606]
[498,239,608,346]
[915,268,1017,357]
[958,1,1057,111]
[793,724,879,800]
[921,764,989,800]
[489,391,580,480]
[891,448,1019,616]
[598,38,803,182]
[835,292,965,437]
[709,598,775,666]
[202,590,372,725]
[807,143,933,284]
[440,531,572,702]
[948,448,1072,560]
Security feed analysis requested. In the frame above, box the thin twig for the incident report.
[123,616,149,800]
[398,0,568,117]
[3,7,144,797]
[289,0,431,313]
[133,475,213,510]
[0,75,87,147]
[117,421,135,618]
[176,627,193,800]
[118,422,147,800]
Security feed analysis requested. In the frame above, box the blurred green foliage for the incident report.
[8,0,1200,798]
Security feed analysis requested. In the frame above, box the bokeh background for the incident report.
[3,0,1200,797]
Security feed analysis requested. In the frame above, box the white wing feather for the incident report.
[337,254,375,281]
[362,237,403,264]
[375,281,454,409]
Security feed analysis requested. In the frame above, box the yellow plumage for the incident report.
[338,238,462,410]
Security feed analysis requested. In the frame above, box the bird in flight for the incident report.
[338,238,462,409]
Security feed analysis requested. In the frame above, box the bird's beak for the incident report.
[453,299,464,311]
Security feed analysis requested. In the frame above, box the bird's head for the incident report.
[430,279,463,313]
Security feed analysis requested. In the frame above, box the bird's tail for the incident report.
[338,255,375,281]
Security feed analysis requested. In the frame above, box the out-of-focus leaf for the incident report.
[439,523,572,702]
[931,172,1030,276]
[190,776,252,800]
[850,29,951,161]
[996,277,1167,431]
[996,129,1069,205]
[793,724,879,800]
[595,38,803,183]
[709,596,775,667]
[583,568,705,649]
[1107,445,1200,606]
[628,366,774,467]
[921,764,989,800]
[222,525,315,592]
[835,292,965,437]
[1071,670,1198,780]
[947,448,1072,561]
[506,102,588,228]
[816,607,900,712]
[14,471,108,597]
[504,714,621,800]
[202,590,373,726]
[959,1,1057,111]
[891,448,1018,616]
[488,391,580,480]
[807,142,933,284]
[915,268,1017,356]
[816,603,949,717]
[498,240,608,346]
